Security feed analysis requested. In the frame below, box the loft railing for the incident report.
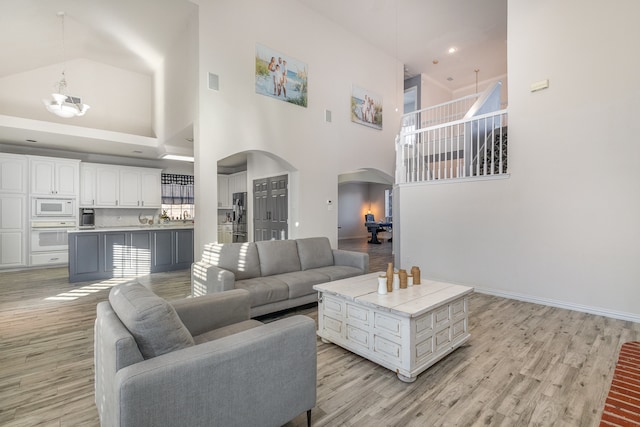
[396,109,508,183]
[401,94,479,134]
[396,82,508,184]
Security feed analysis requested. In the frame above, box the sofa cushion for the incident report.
[276,270,332,299]
[296,237,335,271]
[235,276,290,307]
[202,242,261,280]
[109,282,195,359]
[255,240,301,276]
[309,265,365,281]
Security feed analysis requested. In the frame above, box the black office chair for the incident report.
[365,213,374,222]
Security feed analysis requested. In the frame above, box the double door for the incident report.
[253,174,288,241]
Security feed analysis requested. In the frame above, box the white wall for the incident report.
[420,74,452,108]
[398,0,640,321]
[158,9,198,142]
[0,58,153,136]
[193,0,400,254]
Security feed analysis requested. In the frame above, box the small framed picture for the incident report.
[351,85,382,130]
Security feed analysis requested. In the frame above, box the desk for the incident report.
[365,221,391,244]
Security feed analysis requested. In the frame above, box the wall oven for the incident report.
[33,198,75,217]
[31,221,76,252]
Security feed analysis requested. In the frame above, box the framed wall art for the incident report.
[255,43,308,107]
[351,85,382,130]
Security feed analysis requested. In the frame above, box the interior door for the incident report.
[253,174,288,241]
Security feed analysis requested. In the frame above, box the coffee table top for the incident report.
[313,272,473,317]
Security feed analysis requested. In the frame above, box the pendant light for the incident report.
[42,12,90,118]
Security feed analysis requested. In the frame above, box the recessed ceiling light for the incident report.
[432,59,439,65]
[448,47,457,54]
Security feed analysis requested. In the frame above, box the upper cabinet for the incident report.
[80,163,161,208]
[218,171,247,209]
[28,156,79,197]
[0,154,27,194]
[119,168,161,208]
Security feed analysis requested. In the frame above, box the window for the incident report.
[161,174,195,220]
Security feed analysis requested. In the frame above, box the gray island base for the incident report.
[68,226,194,283]
[314,272,473,382]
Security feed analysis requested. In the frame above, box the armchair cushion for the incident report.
[109,282,195,359]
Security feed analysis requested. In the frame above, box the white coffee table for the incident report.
[314,272,473,382]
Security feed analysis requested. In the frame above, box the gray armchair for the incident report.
[95,282,316,427]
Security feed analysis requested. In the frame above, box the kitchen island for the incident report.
[68,225,194,283]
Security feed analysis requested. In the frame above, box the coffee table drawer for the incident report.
[374,312,402,338]
[347,303,370,325]
[323,295,345,316]
[374,335,401,362]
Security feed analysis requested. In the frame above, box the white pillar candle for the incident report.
[377,276,388,294]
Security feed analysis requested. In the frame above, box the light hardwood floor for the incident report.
[1,239,638,426]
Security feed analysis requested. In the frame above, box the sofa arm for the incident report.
[332,249,369,273]
[113,315,317,427]
[191,262,235,297]
[171,289,251,337]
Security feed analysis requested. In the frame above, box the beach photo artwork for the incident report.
[255,44,308,107]
[351,86,383,130]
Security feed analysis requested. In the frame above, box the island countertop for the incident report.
[69,223,194,233]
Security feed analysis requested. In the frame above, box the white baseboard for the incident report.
[475,286,640,323]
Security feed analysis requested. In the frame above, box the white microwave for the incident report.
[33,198,75,217]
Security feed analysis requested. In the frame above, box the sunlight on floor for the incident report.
[44,277,135,301]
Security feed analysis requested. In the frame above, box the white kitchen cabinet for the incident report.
[79,163,97,207]
[217,174,231,208]
[0,154,27,193]
[228,171,247,195]
[0,195,26,268]
[28,156,79,197]
[96,166,119,207]
[0,154,27,268]
[82,163,161,208]
[1,232,24,267]
[119,169,141,207]
[119,168,162,208]
[217,224,233,243]
[140,169,161,207]
[218,172,246,209]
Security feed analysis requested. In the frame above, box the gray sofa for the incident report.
[95,282,316,427]
[191,237,369,317]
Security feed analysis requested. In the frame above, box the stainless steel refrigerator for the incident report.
[232,192,247,242]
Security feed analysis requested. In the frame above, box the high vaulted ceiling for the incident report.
[0,0,506,161]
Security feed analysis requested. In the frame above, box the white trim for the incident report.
[398,174,510,188]
[475,286,640,323]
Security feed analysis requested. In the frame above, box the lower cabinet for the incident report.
[68,228,194,283]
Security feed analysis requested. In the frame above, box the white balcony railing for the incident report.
[396,109,508,184]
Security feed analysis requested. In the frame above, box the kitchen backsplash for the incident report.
[96,208,160,227]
